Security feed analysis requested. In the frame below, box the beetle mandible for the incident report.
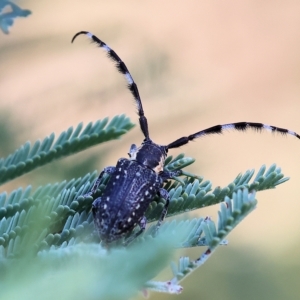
[72,31,300,245]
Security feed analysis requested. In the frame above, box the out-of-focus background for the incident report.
[1,1,300,299]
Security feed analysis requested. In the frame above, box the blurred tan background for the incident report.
[1,0,300,299]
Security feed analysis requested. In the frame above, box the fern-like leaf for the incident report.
[0,115,134,185]
[145,162,287,221]
[146,188,257,294]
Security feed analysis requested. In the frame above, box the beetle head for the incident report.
[128,140,168,173]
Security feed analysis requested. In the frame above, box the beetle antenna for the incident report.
[167,122,300,149]
[72,31,150,140]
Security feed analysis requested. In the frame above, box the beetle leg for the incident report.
[92,197,102,231]
[160,170,182,181]
[152,188,170,237]
[161,169,202,184]
[85,166,116,197]
[124,216,147,246]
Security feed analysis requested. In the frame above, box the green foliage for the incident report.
[0,1,31,34]
[0,115,134,185]
[0,114,290,299]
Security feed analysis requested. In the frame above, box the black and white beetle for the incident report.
[72,31,300,245]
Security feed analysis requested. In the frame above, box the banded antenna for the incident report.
[166,122,300,149]
[72,31,150,141]
[72,31,300,150]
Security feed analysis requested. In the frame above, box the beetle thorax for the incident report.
[128,141,167,173]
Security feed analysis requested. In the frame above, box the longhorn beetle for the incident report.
[72,31,300,246]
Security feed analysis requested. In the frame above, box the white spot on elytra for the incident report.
[145,191,149,196]
[106,197,110,201]
[118,168,121,171]
[116,175,120,179]
[136,172,141,176]
[136,204,140,209]
[103,204,107,209]
[127,217,132,223]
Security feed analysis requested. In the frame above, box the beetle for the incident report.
[72,31,300,245]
